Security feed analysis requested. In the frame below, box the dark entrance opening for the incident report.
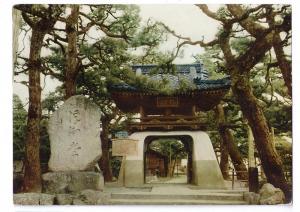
[144,135,193,184]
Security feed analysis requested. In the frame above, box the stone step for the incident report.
[111,192,244,201]
[109,198,247,205]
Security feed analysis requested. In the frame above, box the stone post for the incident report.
[248,124,259,193]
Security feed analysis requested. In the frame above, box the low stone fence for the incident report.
[14,189,110,205]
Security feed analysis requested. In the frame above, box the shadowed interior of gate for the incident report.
[144,135,192,184]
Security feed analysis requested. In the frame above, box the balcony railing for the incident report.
[127,115,207,131]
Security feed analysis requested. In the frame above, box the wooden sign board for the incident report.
[112,139,138,156]
[156,97,179,107]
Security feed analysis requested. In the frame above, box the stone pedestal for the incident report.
[42,171,104,194]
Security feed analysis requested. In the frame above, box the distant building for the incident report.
[145,149,168,177]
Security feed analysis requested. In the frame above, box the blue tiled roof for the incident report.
[194,77,231,90]
[110,83,138,92]
[109,76,231,92]
[109,63,231,93]
[132,63,209,80]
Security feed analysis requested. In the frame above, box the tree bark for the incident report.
[22,29,45,192]
[215,104,248,180]
[19,5,63,192]
[231,71,291,201]
[272,33,292,97]
[65,5,79,99]
[219,138,230,180]
[171,156,177,177]
[167,159,176,177]
[99,115,113,182]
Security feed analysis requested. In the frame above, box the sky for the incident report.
[139,4,221,63]
[13,4,222,104]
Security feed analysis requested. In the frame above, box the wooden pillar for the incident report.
[165,108,172,116]
[139,106,145,118]
[192,105,196,116]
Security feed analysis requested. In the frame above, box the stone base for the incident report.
[192,160,226,189]
[56,194,74,205]
[42,171,104,194]
[55,190,110,205]
[124,160,144,187]
[14,193,55,205]
[72,189,110,205]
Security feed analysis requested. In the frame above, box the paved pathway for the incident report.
[148,175,187,184]
[105,183,248,205]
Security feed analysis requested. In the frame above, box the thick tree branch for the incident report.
[15,5,50,19]
[236,32,274,72]
[45,37,66,55]
[159,21,218,63]
[265,7,292,97]
[40,60,63,80]
[227,4,268,37]
[218,24,236,68]
[79,11,131,41]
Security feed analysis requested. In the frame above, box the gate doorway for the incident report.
[144,135,193,184]
[124,131,225,189]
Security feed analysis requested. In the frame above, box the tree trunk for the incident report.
[167,158,171,177]
[231,72,291,201]
[22,29,46,192]
[215,104,248,180]
[19,5,63,192]
[167,159,176,177]
[65,5,79,99]
[99,116,113,182]
[272,33,292,97]
[224,128,248,180]
[171,156,177,177]
[219,139,230,180]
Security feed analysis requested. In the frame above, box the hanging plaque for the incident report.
[156,97,179,107]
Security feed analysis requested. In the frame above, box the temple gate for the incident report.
[110,63,231,189]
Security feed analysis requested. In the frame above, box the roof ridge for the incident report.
[131,63,202,67]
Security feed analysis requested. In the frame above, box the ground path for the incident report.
[104,181,248,205]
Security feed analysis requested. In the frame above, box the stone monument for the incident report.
[42,95,104,194]
[48,95,102,171]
